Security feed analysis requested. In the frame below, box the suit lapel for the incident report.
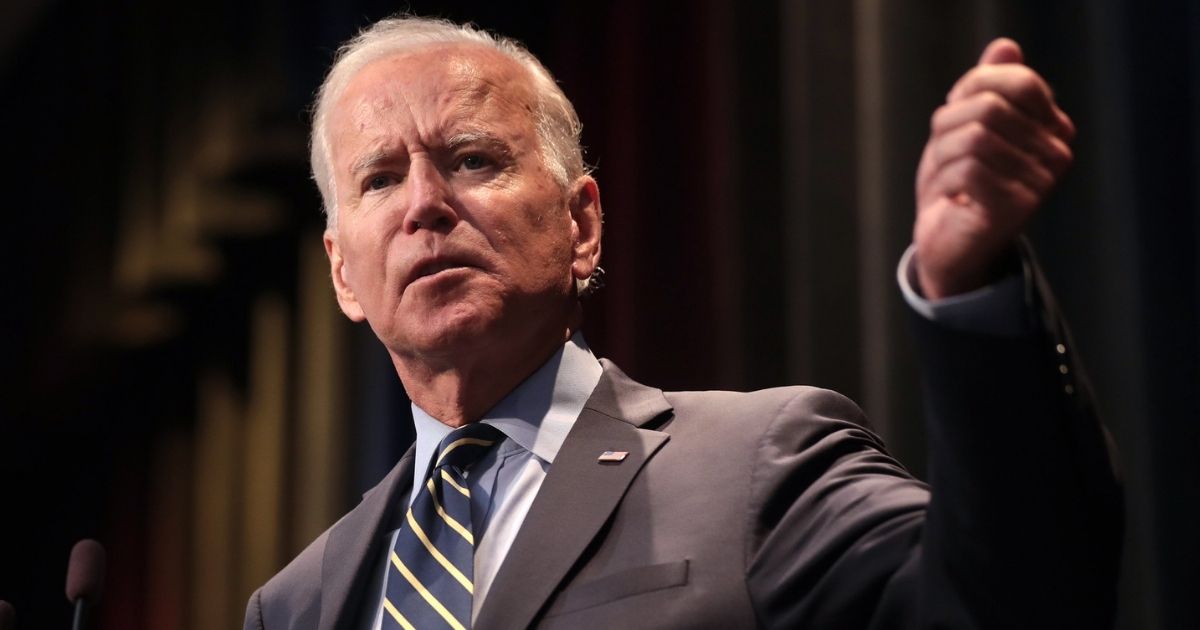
[318,448,415,630]
[475,361,673,630]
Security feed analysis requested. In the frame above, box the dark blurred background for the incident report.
[1,0,1196,628]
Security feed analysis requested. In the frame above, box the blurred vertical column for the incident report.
[292,234,347,550]
[240,294,289,607]
[780,0,968,471]
[145,428,190,630]
[191,370,244,630]
[852,0,891,432]
[779,1,863,404]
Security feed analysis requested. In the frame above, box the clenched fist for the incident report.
[914,38,1075,299]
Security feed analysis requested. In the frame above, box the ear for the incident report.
[568,176,603,282]
[324,230,367,322]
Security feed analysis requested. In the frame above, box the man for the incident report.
[246,16,1121,630]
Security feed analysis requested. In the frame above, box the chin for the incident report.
[391,302,503,358]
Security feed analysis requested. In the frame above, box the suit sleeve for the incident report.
[744,256,1122,629]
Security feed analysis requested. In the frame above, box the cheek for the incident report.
[468,184,574,269]
[471,190,565,251]
[338,230,392,294]
[518,186,572,236]
[516,203,572,258]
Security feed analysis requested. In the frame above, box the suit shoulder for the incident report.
[659,386,891,465]
[663,385,870,432]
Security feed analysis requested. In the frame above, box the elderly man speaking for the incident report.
[246,15,1121,630]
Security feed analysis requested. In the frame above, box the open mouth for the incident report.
[414,259,469,279]
[406,257,477,290]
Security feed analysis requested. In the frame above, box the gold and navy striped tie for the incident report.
[383,423,503,630]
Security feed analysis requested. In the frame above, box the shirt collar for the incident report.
[410,332,603,480]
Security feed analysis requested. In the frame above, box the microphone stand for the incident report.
[71,598,90,630]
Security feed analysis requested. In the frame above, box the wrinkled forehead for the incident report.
[330,43,538,141]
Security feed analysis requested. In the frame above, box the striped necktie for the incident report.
[383,423,504,630]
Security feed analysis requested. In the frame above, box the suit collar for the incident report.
[475,360,673,629]
[318,447,416,630]
[410,334,603,478]
[586,359,675,428]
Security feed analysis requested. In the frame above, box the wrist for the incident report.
[915,245,1020,299]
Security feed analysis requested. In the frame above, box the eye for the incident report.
[366,174,395,191]
[459,154,490,171]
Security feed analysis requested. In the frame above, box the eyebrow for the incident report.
[348,130,512,176]
[446,130,509,151]
[350,150,391,176]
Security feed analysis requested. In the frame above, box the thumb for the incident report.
[979,37,1024,65]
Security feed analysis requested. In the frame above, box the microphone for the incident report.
[65,539,106,630]
[0,600,15,630]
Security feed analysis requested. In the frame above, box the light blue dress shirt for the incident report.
[361,250,1031,628]
[361,333,603,628]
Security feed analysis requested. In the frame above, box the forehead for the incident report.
[329,44,537,148]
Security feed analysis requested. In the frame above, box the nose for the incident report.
[403,158,459,234]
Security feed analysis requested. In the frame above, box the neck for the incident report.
[392,319,580,428]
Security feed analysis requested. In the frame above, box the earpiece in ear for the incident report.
[575,266,606,298]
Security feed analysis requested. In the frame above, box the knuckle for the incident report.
[1012,65,1040,86]
[998,180,1026,208]
[1014,184,1040,210]
[964,121,992,152]
[980,90,1006,109]
[960,157,985,182]
[1060,143,1075,162]
[1050,141,1074,170]
[1015,73,1049,105]
[977,92,1011,125]
[931,104,949,131]
[952,70,977,92]
[1032,165,1056,192]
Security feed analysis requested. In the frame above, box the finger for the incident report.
[979,37,1024,65]
[948,65,1057,125]
[921,121,1058,199]
[948,65,1074,140]
[920,155,1042,224]
[931,92,1074,174]
[916,140,937,199]
[1058,107,1077,143]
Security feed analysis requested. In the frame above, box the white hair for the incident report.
[311,16,587,229]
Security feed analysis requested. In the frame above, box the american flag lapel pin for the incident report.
[597,450,629,464]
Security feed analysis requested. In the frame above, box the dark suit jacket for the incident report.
[245,264,1122,629]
